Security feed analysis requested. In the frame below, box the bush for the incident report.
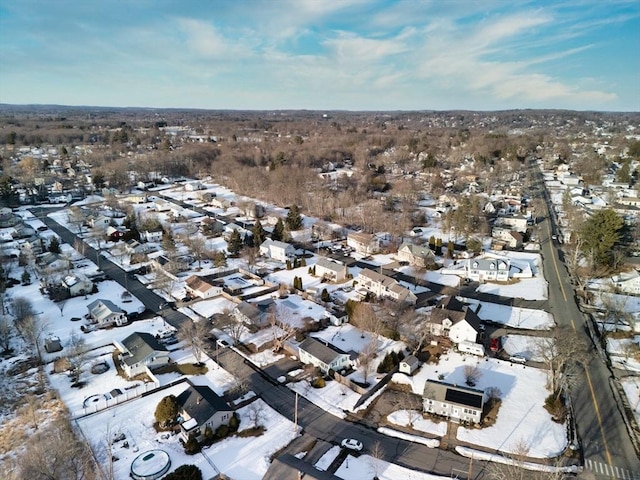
[544,392,568,423]
[215,424,230,439]
[184,435,200,455]
[377,350,405,373]
[311,377,326,388]
[164,465,202,480]
[204,426,214,441]
[228,412,240,432]
[154,395,179,428]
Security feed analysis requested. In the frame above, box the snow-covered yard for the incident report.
[502,335,547,362]
[392,351,566,458]
[75,388,298,480]
[386,410,447,437]
[471,301,555,330]
[620,377,640,425]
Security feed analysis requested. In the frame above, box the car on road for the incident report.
[341,438,363,451]
[551,234,557,240]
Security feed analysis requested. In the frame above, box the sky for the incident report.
[0,0,638,112]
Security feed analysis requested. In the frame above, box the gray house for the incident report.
[298,337,351,374]
[176,382,234,442]
[114,332,170,378]
[315,257,348,283]
[423,379,485,424]
[87,299,128,328]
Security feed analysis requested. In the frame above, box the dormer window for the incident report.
[489,263,495,269]
[472,261,478,268]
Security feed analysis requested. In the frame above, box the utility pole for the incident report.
[294,392,298,433]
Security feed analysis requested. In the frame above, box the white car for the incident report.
[341,438,363,451]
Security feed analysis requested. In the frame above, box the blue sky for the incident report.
[1,0,638,111]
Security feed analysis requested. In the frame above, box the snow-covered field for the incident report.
[471,300,555,330]
[392,351,566,458]
[331,453,450,480]
[75,388,298,480]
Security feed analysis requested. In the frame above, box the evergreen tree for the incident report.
[286,204,303,231]
[321,288,330,302]
[272,218,285,241]
[435,237,442,256]
[428,235,436,250]
[578,209,624,269]
[227,229,243,257]
[48,236,61,254]
[164,465,203,480]
[154,395,179,428]
[21,270,31,285]
[252,219,266,247]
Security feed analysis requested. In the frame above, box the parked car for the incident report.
[509,355,527,364]
[489,337,501,353]
[341,438,363,451]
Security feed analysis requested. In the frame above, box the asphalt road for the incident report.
[530,160,640,478]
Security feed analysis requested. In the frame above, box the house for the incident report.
[494,214,528,233]
[298,337,351,374]
[185,275,222,300]
[152,254,190,274]
[114,331,170,378]
[176,382,234,442]
[87,215,110,230]
[140,229,163,243]
[87,299,128,328]
[465,254,510,282]
[105,226,124,242]
[397,242,436,267]
[347,231,381,255]
[259,239,296,262]
[61,274,93,297]
[124,239,150,255]
[399,355,421,375]
[491,227,523,249]
[423,379,485,424]
[356,268,417,305]
[315,257,348,282]
[265,454,343,480]
[428,296,481,344]
[233,299,274,328]
[611,270,640,295]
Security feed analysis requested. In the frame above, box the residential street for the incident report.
[532,162,640,478]
[31,196,640,479]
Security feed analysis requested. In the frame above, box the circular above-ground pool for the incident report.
[82,394,107,408]
[130,449,171,480]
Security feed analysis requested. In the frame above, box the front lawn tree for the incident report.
[155,394,179,428]
[271,218,285,241]
[227,229,243,257]
[178,319,209,366]
[578,208,624,271]
[285,204,303,231]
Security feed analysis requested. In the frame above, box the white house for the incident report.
[140,229,163,243]
[494,214,528,233]
[61,274,93,297]
[491,227,523,249]
[315,257,348,282]
[114,332,170,378]
[399,355,421,375]
[465,255,510,282]
[259,239,295,262]
[423,379,485,424]
[87,299,128,328]
[176,382,234,442]
[298,337,351,374]
[185,275,222,300]
[356,268,417,304]
[347,232,381,255]
[428,296,481,344]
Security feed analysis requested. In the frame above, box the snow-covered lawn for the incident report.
[332,453,450,480]
[392,351,566,458]
[386,410,447,437]
[471,301,555,330]
[620,377,640,425]
[76,388,298,480]
[476,276,547,300]
[592,292,640,313]
[502,335,547,362]
[396,265,461,287]
[606,336,640,372]
[288,378,360,418]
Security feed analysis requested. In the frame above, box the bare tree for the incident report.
[224,353,250,397]
[463,364,483,387]
[0,314,12,353]
[177,319,209,365]
[536,328,588,399]
[17,418,97,480]
[358,339,378,386]
[351,302,383,340]
[16,314,49,364]
[269,306,297,353]
[66,331,88,383]
[212,309,245,346]
[369,440,385,480]
[246,401,266,429]
[12,296,35,322]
